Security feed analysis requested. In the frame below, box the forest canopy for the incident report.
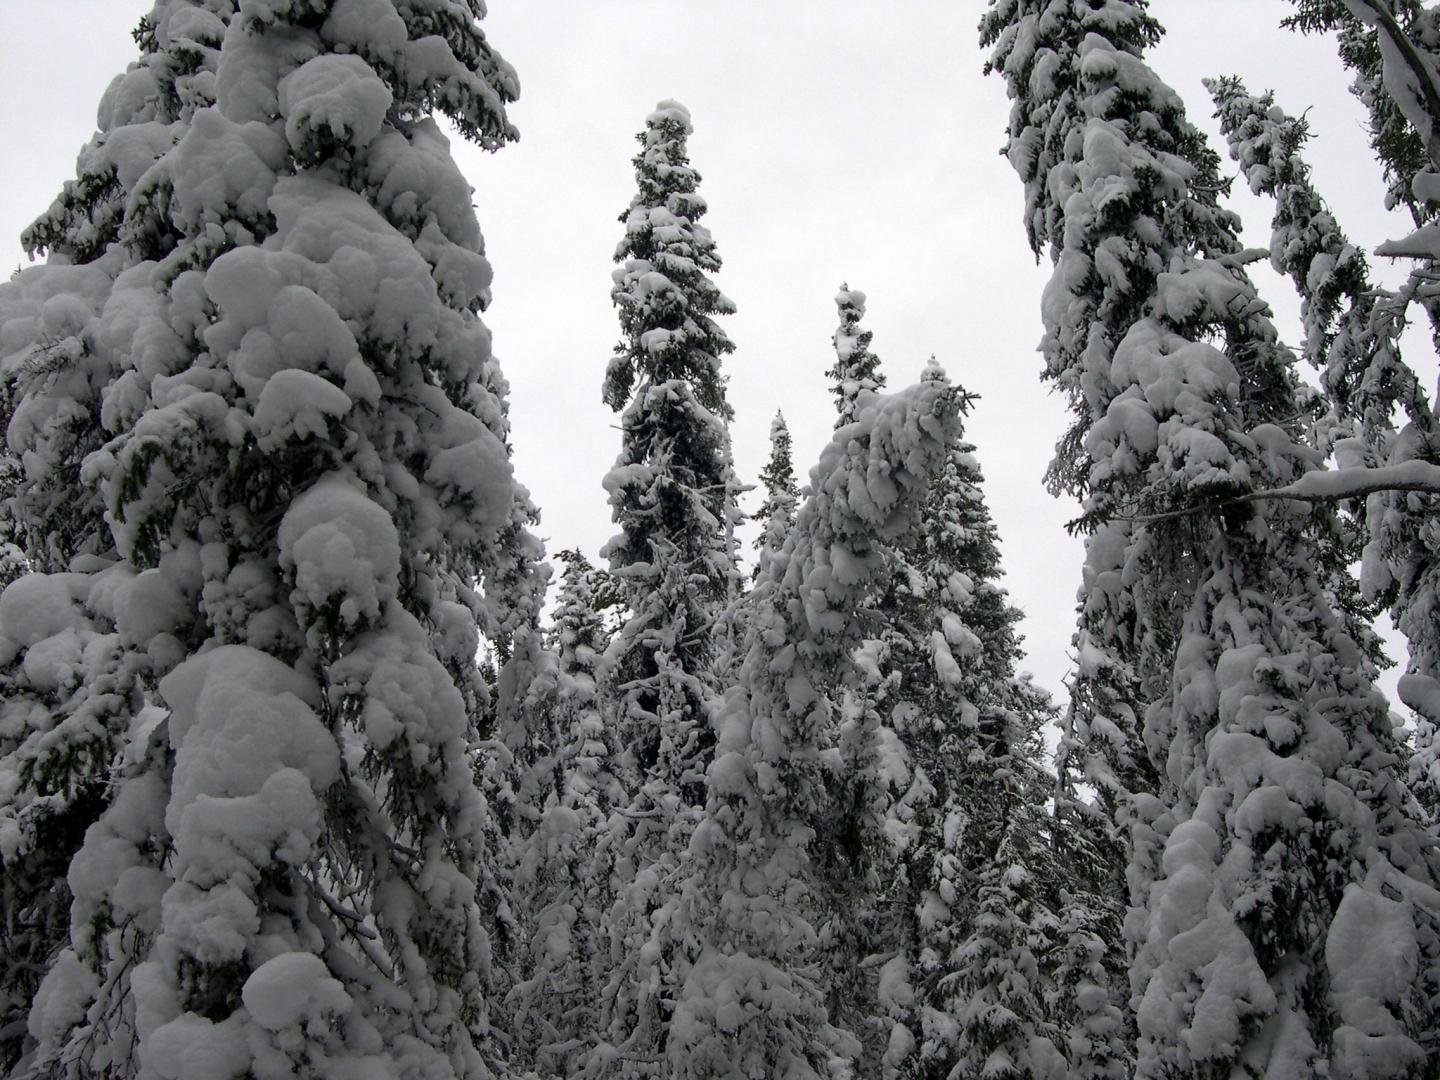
[1,1,1440,1078]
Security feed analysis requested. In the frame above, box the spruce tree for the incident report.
[1044,890,1129,1080]
[5,3,532,1077]
[827,285,887,429]
[868,361,1067,1078]
[506,552,622,1076]
[1208,74,1440,824]
[601,98,735,788]
[753,410,798,577]
[816,678,895,1074]
[1276,11,1440,1025]
[810,295,898,1072]
[0,9,231,1068]
[1206,76,1418,406]
[982,1,1440,1073]
[593,99,738,1071]
[1204,73,1435,487]
[1282,0,1440,363]
[667,377,961,1078]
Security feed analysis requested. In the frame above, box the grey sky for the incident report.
[1,1,1430,715]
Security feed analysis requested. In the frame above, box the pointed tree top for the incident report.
[828,284,885,427]
[555,547,595,574]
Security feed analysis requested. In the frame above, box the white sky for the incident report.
[1,1,1433,714]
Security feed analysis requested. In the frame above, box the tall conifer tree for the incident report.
[811,291,898,1071]
[593,99,739,1071]
[0,9,229,1063]
[982,1,1440,1072]
[507,552,622,1076]
[1284,0,1439,227]
[866,362,1067,1078]
[668,377,961,1078]
[754,411,798,577]
[601,99,736,794]
[1208,74,1440,824]
[1206,76,1419,414]
[2,3,530,1076]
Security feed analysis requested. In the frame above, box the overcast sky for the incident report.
[1,1,1433,714]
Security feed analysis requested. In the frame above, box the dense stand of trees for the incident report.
[2,1,1440,1078]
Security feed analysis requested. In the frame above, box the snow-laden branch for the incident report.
[1261,459,1440,501]
[1122,460,1440,524]
[1345,0,1440,172]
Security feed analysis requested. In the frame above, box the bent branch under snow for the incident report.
[1115,460,1440,525]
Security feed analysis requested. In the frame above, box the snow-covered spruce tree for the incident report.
[827,285,887,429]
[983,2,1440,1074]
[602,100,737,772]
[942,830,1062,1080]
[1282,0,1440,369]
[0,0,232,895]
[475,489,559,1049]
[0,572,157,1075]
[1043,688,1136,1079]
[0,265,118,576]
[1277,9,1440,1019]
[1284,1,1440,829]
[6,3,535,1077]
[979,3,1175,1067]
[1208,74,1440,824]
[504,552,624,1077]
[667,377,961,1079]
[1205,75,1427,422]
[864,361,1067,1079]
[815,675,895,1075]
[0,9,233,1069]
[806,300,899,1072]
[591,99,738,1071]
[1043,889,1129,1080]
[753,410,798,578]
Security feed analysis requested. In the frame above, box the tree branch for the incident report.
[1347,0,1440,171]
[1119,461,1440,524]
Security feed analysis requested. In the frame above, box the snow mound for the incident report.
[1327,882,1425,1074]
[158,106,287,235]
[159,645,338,811]
[242,952,352,1031]
[648,98,693,132]
[279,53,393,162]
[278,473,401,632]
[0,573,87,647]
[252,368,353,449]
[142,1013,249,1080]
